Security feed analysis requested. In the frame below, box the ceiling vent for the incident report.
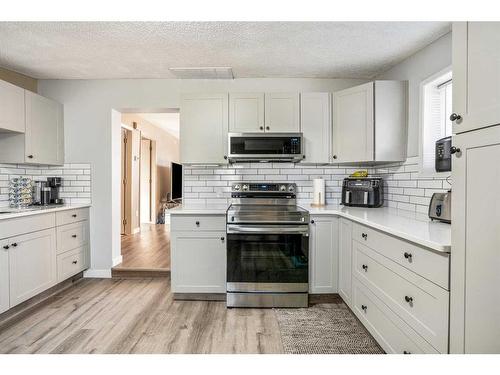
[169,67,234,79]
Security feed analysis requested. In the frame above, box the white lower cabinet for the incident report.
[352,279,438,354]
[338,218,352,306]
[308,216,338,294]
[171,231,226,293]
[0,239,10,314]
[0,208,90,314]
[8,228,57,306]
[353,241,449,353]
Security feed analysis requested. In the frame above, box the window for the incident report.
[420,68,453,175]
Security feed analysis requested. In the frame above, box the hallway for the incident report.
[113,224,170,277]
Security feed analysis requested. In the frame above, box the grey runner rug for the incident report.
[275,303,384,354]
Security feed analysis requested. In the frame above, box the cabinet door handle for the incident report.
[449,113,462,122]
[224,155,228,160]
[72,234,78,238]
[72,214,77,218]
[310,220,315,224]
[27,155,34,159]
[361,233,368,240]
[403,252,412,260]
[362,264,368,271]
[405,296,413,304]
[72,260,78,264]
[11,242,18,247]
[403,351,411,354]
[195,221,200,226]
[259,126,264,131]
[361,305,367,312]
[3,245,9,250]
[220,237,225,241]
[450,146,461,155]
[266,126,270,131]
[332,155,337,160]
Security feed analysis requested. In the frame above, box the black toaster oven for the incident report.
[341,177,384,208]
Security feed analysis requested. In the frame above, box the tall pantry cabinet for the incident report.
[450,21,500,354]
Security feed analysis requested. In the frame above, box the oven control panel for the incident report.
[232,183,296,193]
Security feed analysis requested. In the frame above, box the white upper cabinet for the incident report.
[25,91,64,165]
[229,93,265,133]
[300,92,331,164]
[333,81,407,164]
[0,88,64,166]
[180,93,229,164]
[264,92,300,132]
[0,79,25,133]
[452,22,500,134]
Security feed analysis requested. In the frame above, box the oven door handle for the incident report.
[226,224,309,236]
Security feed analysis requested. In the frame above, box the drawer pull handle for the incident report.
[310,220,315,224]
[195,221,200,226]
[11,243,18,247]
[361,305,367,312]
[403,252,412,260]
[362,264,368,271]
[72,260,78,264]
[3,245,9,250]
[221,237,225,241]
[361,233,368,240]
[404,296,413,304]
[403,351,411,354]
[72,214,77,218]
[72,234,78,238]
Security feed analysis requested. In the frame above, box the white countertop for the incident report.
[169,204,230,215]
[169,202,451,253]
[0,204,91,221]
[304,205,451,253]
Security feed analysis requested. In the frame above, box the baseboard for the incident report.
[83,268,112,278]
[112,255,123,267]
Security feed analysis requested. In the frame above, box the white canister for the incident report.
[312,178,326,206]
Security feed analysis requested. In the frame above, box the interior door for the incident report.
[229,93,265,133]
[264,93,300,132]
[9,228,57,307]
[453,22,500,134]
[25,91,61,164]
[140,138,151,223]
[121,128,128,234]
[451,125,500,353]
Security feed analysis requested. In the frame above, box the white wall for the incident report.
[376,32,452,157]
[38,78,366,274]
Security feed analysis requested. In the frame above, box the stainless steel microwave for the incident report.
[227,133,303,163]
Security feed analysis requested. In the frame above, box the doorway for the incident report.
[113,111,180,278]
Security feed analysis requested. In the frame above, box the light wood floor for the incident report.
[0,278,283,354]
[116,224,170,270]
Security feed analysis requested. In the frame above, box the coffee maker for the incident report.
[33,177,64,206]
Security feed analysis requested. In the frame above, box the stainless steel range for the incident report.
[226,182,309,308]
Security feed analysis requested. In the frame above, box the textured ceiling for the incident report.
[0,22,450,79]
[137,113,180,138]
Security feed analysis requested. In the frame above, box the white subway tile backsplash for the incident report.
[184,157,451,213]
[0,163,92,207]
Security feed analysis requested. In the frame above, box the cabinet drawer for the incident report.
[352,223,449,289]
[57,221,88,254]
[56,208,89,226]
[352,279,439,354]
[170,215,226,232]
[0,213,55,240]
[57,246,87,282]
[353,242,449,353]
